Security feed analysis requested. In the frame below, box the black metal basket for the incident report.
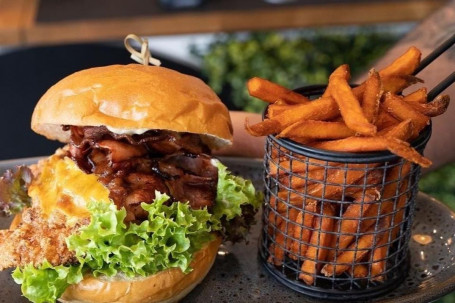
[258,85,432,300]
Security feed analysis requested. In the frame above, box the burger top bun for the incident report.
[31,64,233,150]
[59,237,221,303]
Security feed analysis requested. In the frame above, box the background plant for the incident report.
[191,29,400,112]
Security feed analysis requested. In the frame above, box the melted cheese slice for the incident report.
[28,155,110,218]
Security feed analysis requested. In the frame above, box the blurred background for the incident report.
[0,0,453,301]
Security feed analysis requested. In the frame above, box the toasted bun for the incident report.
[59,237,221,303]
[31,65,233,149]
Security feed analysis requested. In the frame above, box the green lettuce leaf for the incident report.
[212,159,263,242]
[67,192,214,277]
[12,261,83,303]
[0,166,32,216]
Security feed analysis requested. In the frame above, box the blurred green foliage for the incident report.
[437,292,455,303]
[191,29,400,112]
[420,163,455,211]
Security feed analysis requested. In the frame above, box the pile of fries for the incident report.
[246,46,450,168]
[249,47,451,286]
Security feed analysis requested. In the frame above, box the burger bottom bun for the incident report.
[59,237,221,303]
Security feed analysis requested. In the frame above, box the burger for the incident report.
[0,65,262,303]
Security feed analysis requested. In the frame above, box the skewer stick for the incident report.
[413,33,455,75]
[427,72,455,101]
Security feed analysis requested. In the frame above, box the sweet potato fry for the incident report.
[268,160,279,177]
[378,46,421,77]
[352,83,366,101]
[268,219,286,266]
[328,65,377,136]
[290,202,317,260]
[277,167,380,205]
[269,196,288,214]
[363,163,411,230]
[268,103,295,118]
[337,165,407,258]
[249,97,340,136]
[327,188,380,262]
[322,87,332,98]
[268,208,300,266]
[351,47,420,102]
[362,69,382,124]
[381,183,410,221]
[289,137,315,145]
[376,106,400,130]
[322,66,350,98]
[331,116,345,123]
[278,120,355,140]
[285,208,300,252]
[303,164,373,200]
[351,264,369,278]
[312,135,431,167]
[363,214,392,282]
[356,167,384,188]
[312,136,388,152]
[267,210,284,234]
[378,119,414,142]
[371,234,389,282]
[381,75,423,94]
[347,186,381,203]
[274,99,290,105]
[245,118,281,136]
[406,94,450,117]
[279,167,329,188]
[270,147,282,159]
[248,77,310,104]
[370,187,404,282]
[268,158,330,176]
[385,138,432,168]
[383,92,430,137]
[389,164,412,239]
[276,190,319,210]
[299,204,335,284]
[247,77,309,104]
[278,162,365,190]
[322,217,388,276]
[272,96,340,128]
[403,87,427,103]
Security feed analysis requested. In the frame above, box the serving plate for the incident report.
[0,157,454,303]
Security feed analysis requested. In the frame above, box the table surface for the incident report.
[0,157,454,302]
[0,0,447,46]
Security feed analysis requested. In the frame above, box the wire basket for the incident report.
[258,85,432,300]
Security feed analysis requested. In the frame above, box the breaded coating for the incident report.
[0,207,87,270]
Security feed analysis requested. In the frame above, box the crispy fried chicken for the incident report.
[0,207,87,270]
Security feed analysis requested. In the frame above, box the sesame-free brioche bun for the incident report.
[58,237,221,303]
[31,64,233,149]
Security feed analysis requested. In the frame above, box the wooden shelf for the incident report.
[0,0,447,46]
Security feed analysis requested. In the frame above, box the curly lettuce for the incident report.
[12,262,83,303]
[0,166,32,216]
[212,159,263,242]
[68,192,214,277]
[12,160,262,303]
